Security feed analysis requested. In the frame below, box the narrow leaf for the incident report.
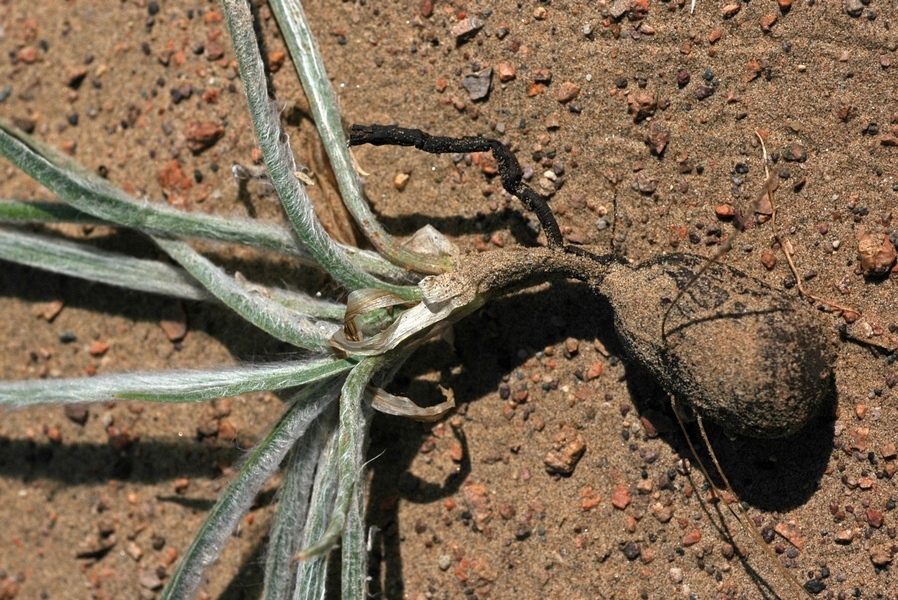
[263,407,334,600]
[0,227,211,301]
[292,415,341,600]
[153,236,337,351]
[0,358,353,406]
[160,380,342,600]
[220,0,421,301]
[267,0,452,275]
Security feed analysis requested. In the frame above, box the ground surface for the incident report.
[1,0,898,598]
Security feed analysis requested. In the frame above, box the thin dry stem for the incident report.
[755,132,858,318]
[670,396,812,600]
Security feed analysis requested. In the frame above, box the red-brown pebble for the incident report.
[682,530,702,546]
[449,439,464,462]
[557,81,581,103]
[498,502,516,520]
[218,421,237,441]
[184,121,225,154]
[774,522,806,550]
[867,508,884,528]
[715,204,735,219]
[497,63,516,82]
[760,14,777,31]
[611,484,632,509]
[870,544,894,566]
[462,483,493,531]
[266,50,286,72]
[173,478,191,493]
[721,4,741,18]
[585,361,604,381]
[160,303,188,342]
[834,529,855,544]
[46,426,62,443]
[857,232,897,276]
[580,486,602,511]
[107,426,137,451]
[760,251,778,270]
[89,341,109,357]
[544,425,586,474]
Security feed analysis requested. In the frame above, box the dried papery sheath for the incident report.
[330,271,484,356]
[343,288,412,341]
[366,385,455,422]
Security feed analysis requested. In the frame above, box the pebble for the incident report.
[462,67,492,101]
[557,81,581,103]
[774,521,806,550]
[760,250,778,269]
[37,300,64,321]
[722,4,741,18]
[159,303,188,341]
[645,121,670,155]
[580,486,602,510]
[803,580,826,595]
[627,91,657,122]
[682,530,702,546]
[834,529,855,544]
[760,14,778,31]
[869,544,893,566]
[639,409,673,438]
[622,541,641,560]
[125,541,144,561]
[611,484,632,509]
[609,0,630,19]
[676,69,690,87]
[652,503,672,522]
[866,508,884,528]
[438,554,452,571]
[462,483,493,531]
[694,85,715,100]
[184,121,225,153]
[857,232,897,276]
[88,341,109,356]
[138,570,163,590]
[714,204,735,219]
[64,403,90,425]
[450,17,483,40]
[497,63,516,82]
[845,0,863,18]
[634,171,657,194]
[782,144,807,162]
[393,172,410,191]
[585,361,603,380]
[669,567,683,583]
[543,425,586,474]
[64,67,89,89]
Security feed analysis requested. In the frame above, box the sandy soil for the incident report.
[1,0,897,598]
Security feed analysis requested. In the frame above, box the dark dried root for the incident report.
[349,124,565,249]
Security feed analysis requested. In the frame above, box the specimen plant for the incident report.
[0,0,837,598]
[0,1,460,597]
